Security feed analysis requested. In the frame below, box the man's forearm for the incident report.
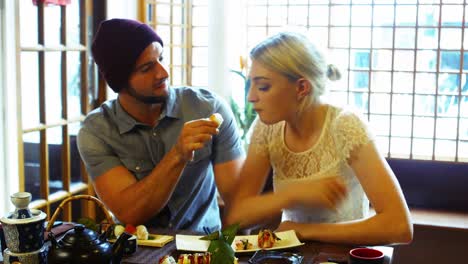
[110,147,187,224]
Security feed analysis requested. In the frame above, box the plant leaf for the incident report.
[229,69,247,83]
[222,223,240,245]
[200,230,221,241]
[229,68,257,142]
[208,239,235,264]
[200,223,240,264]
[77,217,99,232]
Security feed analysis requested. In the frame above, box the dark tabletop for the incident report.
[121,229,393,264]
[0,226,393,264]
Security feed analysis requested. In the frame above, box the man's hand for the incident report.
[283,176,348,210]
[174,118,219,162]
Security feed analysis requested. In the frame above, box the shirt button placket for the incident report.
[150,129,164,164]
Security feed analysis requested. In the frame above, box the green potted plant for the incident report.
[230,57,257,144]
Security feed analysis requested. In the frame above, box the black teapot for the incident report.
[46,195,131,264]
[48,224,131,264]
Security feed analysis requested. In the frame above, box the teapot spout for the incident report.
[111,232,132,264]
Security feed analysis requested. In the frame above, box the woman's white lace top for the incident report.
[249,105,372,223]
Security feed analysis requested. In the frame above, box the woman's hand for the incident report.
[276,221,297,232]
[283,176,348,210]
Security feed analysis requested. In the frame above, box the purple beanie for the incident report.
[92,18,163,92]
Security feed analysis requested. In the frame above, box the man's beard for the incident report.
[127,85,168,105]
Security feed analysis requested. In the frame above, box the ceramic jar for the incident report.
[2,245,48,264]
[0,192,47,253]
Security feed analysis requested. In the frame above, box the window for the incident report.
[139,1,468,211]
[17,0,97,220]
[247,0,468,211]
[141,0,209,86]
[243,0,468,163]
[139,1,468,162]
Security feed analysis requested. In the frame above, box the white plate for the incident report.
[176,230,304,253]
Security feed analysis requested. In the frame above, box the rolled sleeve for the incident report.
[77,127,122,180]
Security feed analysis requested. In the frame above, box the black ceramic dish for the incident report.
[248,250,304,264]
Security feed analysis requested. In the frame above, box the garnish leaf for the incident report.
[222,223,240,245]
[200,230,221,241]
[208,239,235,264]
[199,223,240,264]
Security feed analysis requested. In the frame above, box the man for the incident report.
[77,18,244,232]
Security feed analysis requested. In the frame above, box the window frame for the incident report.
[14,0,98,221]
[140,0,214,88]
[140,0,193,86]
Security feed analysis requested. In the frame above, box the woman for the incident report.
[224,32,413,245]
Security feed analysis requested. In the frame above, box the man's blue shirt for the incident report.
[77,87,244,232]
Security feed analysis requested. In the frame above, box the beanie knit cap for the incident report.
[91,18,163,92]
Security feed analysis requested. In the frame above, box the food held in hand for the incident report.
[257,228,281,248]
[159,255,177,264]
[209,113,224,127]
[136,224,149,240]
[235,239,253,250]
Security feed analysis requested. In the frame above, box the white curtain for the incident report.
[1,0,20,213]
[208,0,246,101]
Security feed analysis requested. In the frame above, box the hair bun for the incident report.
[327,64,341,81]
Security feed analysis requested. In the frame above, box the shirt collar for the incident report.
[115,88,182,134]
[164,87,181,119]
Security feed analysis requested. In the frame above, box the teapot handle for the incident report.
[46,195,115,232]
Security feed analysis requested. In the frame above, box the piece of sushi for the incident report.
[257,228,281,248]
[113,224,125,238]
[235,239,253,250]
[136,225,149,240]
[193,253,211,264]
[171,253,236,264]
[177,254,194,264]
[159,255,177,264]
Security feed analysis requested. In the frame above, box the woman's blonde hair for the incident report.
[250,32,340,106]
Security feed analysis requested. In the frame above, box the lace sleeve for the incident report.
[332,110,373,160]
[247,118,271,158]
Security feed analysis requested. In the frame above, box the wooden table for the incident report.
[121,230,393,264]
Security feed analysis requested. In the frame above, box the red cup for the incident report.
[349,248,384,264]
